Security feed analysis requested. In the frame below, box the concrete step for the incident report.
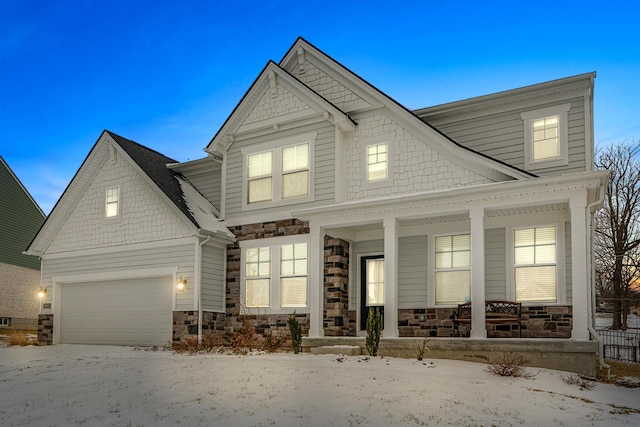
[310,345,362,356]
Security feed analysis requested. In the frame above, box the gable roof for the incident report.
[0,156,46,269]
[279,37,536,180]
[26,131,232,256]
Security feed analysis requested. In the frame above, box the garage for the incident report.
[59,276,173,346]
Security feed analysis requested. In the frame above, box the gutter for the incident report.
[197,234,212,344]
[587,180,610,377]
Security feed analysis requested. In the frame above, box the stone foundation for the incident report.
[37,314,53,345]
[398,305,573,338]
[172,311,227,342]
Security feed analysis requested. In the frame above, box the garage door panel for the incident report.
[60,276,173,346]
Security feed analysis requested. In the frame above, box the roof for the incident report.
[0,156,46,269]
[107,131,233,239]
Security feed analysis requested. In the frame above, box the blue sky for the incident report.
[1,1,638,214]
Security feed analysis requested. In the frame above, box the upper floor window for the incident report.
[105,186,119,218]
[242,132,315,210]
[434,234,470,305]
[367,143,388,182]
[521,103,570,171]
[514,226,557,303]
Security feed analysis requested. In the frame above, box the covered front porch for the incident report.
[296,172,607,344]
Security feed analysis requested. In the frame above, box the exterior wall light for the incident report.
[177,277,187,292]
[37,288,47,299]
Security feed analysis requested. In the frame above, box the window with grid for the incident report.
[514,226,557,302]
[435,234,471,305]
[532,116,559,161]
[367,143,388,182]
[105,186,119,218]
[280,243,308,307]
[282,143,309,199]
[245,246,271,307]
[247,151,273,204]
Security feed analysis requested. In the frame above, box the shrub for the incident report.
[562,373,596,390]
[287,311,303,354]
[486,352,535,378]
[261,331,285,353]
[5,330,33,346]
[366,307,383,356]
[225,323,258,355]
[416,336,430,361]
[172,333,223,353]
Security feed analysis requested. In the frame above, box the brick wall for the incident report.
[323,237,352,336]
[37,314,53,345]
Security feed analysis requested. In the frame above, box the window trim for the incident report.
[240,234,310,314]
[362,135,393,190]
[432,232,471,307]
[241,132,316,211]
[521,103,571,171]
[507,223,566,305]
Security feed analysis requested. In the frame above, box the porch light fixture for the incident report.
[177,277,188,292]
[37,288,47,299]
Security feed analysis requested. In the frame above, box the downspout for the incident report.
[587,184,610,376]
[198,234,212,344]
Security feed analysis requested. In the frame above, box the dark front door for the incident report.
[360,255,384,330]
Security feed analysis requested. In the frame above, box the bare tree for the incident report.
[594,140,640,330]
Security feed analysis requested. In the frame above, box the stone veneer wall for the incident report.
[323,237,352,336]
[398,306,573,338]
[37,314,53,345]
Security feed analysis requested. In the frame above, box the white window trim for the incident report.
[105,184,122,221]
[241,132,316,211]
[362,134,393,190]
[430,232,471,307]
[507,222,566,305]
[240,234,310,314]
[521,103,571,171]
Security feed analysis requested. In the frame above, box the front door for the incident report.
[360,255,384,330]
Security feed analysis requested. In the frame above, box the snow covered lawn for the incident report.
[0,345,638,426]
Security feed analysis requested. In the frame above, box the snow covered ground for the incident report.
[0,345,639,426]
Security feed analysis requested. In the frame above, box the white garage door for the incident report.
[60,276,173,346]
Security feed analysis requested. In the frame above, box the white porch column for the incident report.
[570,192,589,340]
[308,223,325,338]
[383,217,399,338]
[469,205,487,338]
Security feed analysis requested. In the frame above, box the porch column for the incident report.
[469,205,487,338]
[383,217,399,337]
[309,223,325,338]
[570,192,589,340]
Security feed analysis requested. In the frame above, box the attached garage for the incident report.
[59,276,173,346]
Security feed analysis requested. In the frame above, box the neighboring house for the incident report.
[26,38,607,373]
[0,156,46,330]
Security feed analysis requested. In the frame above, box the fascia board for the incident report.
[292,170,609,222]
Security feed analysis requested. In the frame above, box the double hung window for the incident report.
[434,234,471,305]
[514,226,557,302]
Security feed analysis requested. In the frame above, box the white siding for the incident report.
[41,243,196,312]
[346,112,494,201]
[398,235,428,309]
[47,152,192,254]
[182,161,222,209]
[201,244,225,312]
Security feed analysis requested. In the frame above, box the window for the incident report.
[434,234,470,305]
[366,258,385,306]
[280,243,308,307]
[521,103,570,170]
[514,226,557,303]
[242,132,315,209]
[0,318,10,327]
[247,151,272,203]
[245,246,271,307]
[367,143,387,182]
[105,186,119,218]
[241,236,309,312]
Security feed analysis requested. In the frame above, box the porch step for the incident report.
[310,345,362,356]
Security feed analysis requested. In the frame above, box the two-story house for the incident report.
[26,38,607,374]
[1,156,46,330]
